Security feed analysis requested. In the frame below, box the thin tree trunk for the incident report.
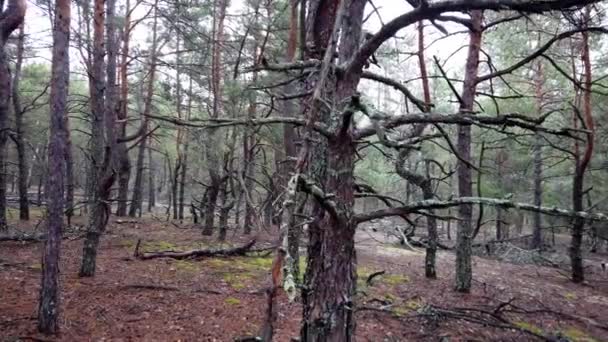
[178,143,188,221]
[115,0,132,217]
[147,146,155,212]
[282,0,301,279]
[455,10,483,293]
[177,37,192,223]
[128,2,158,217]
[173,31,182,220]
[531,60,544,249]
[38,0,65,332]
[79,0,119,277]
[12,23,29,220]
[203,0,228,236]
[571,14,594,283]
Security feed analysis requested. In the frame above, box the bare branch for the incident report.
[354,196,608,224]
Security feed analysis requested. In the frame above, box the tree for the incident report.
[79,0,119,276]
[455,10,483,293]
[38,0,67,332]
[12,23,29,220]
[0,0,26,231]
[531,59,545,249]
[128,0,159,218]
[570,6,595,283]
[202,0,228,236]
[115,0,133,217]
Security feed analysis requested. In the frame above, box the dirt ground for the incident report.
[2,215,608,341]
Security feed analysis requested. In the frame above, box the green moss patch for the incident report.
[223,273,254,290]
[561,327,598,342]
[170,260,199,273]
[224,297,241,306]
[514,321,544,336]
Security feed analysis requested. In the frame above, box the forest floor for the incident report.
[2,213,608,341]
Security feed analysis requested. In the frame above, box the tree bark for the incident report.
[455,10,483,293]
[38,0,65,333]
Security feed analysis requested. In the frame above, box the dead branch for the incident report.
[0,233,45,242]
[120,284,180,291]
[366,270,386,286]
[355,196,608,224]
[134,239,256,260]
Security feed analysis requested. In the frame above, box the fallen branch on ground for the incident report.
[366,270,386,286]
[0,234,45,242]
[134,239,256,260]
[120,284,180,291]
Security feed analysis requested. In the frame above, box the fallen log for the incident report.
[134,239,257,260]
[0,234,45,243]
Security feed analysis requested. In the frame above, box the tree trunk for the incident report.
[147,145,155,212]
[128,2,158,217]
[178,143,188,220]
[38,0,65,332]
[12,23,29,221]
[282,0,300,277]
[218,182,230,241]
[455,10,483,293]
[300,0,365,340]
[177,77,192,222]
[531,61,544,249]
[570,16,594,283]
[80,0,119,277]
[129,131,147,217]
[203,0,228,236]
[0,2,15,230]
[115,0,132,217]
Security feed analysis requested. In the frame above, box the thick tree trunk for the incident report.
[455,10,483,293]
[217,182,231,241]
[202,177,219,235]
[12,24,29,221]
[300,0,365,340]
[302,142,357,342]
[38,0,65,332]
